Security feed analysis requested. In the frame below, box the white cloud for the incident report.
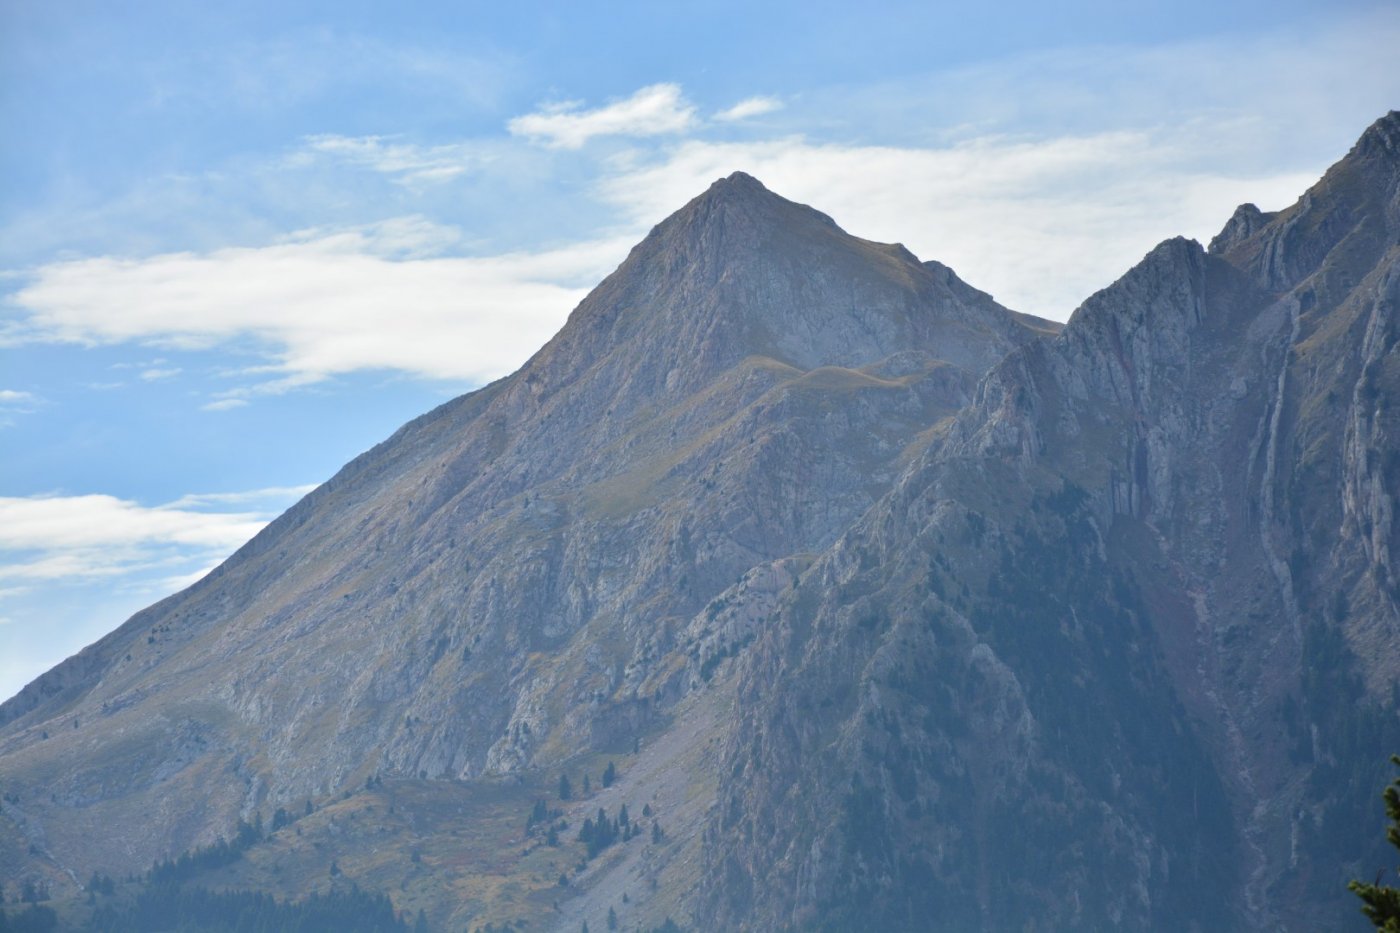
[0,389,42,427]
[714,96,783,122]
[595,132,1316,319]
[7,224,635,384]
[158,562,225,594]
[0,486,315,591]
[299,134,481,185]
[0,486,323,702]
[167,485,318,509]
[0,494,269,555]
[140,367,182,381]
[508,83,697,149]
[279,215,465,259]
[201,398,248,412]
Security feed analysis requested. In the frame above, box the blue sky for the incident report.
[2,0,1398,701]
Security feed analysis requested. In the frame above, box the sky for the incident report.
[2,0,1399,702]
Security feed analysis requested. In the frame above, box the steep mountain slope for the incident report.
[700,112,1400,931]
[0,174,1054,926]
[3,113,1397,933]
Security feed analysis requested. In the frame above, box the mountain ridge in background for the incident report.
[1,113,1397,932]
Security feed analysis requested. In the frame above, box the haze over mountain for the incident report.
[1,113,1398,932]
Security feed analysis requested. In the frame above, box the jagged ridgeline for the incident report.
[1,112,1398,932]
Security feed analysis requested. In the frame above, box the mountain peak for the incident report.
[674,170,839,232]
[1208,203,1276,255]
[1354,109,1400,162]
[707,170,768,195]
[1214,109,1400,293]
[519,171,1044,411]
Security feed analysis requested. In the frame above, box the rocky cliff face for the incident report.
[0,173,1054,924]
[700,111,1400,931]
[1,116,1397,932]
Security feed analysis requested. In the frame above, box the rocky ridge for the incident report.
[1,115,1398,931]
[700,111,1400,931]
[0,172,1053,930]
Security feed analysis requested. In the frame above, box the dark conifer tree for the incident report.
[1350,754,1400,928]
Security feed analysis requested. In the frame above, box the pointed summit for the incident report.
[689,171,834,220]
[1214,110,1400,293]
[0,165,1053,899]
[706,170,770,196]
[694,170,799,205]
[655,169,842,253]
[1353,109,1400,162]
[525,172,1049,406]
[1208,203,1276,255]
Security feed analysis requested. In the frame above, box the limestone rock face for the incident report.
[2,115,1399,933]
[0,173,1051,891]
[700,112,1400,932]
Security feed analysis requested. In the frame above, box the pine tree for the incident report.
[559,774,573,801]
[1350,754,1400,929]
[602,761,616,788]
[607,905,618,930]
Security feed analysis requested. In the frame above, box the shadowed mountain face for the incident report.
[702,112,1400,932]
[2,115,1398,932]
[0,173,1054,925]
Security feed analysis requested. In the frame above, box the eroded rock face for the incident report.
[700,112,1400,932]
[0,173,1052,885]
[2,114,1398,933]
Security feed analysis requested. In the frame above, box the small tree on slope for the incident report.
[1350,754,1400,930]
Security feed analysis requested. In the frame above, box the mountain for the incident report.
[0,172,1055,929]
[1,114,1397,932]
[702,111,1400,931]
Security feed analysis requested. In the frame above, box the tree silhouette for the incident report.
[1350,754,1400,929]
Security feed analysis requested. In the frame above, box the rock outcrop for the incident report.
[2,115,1398,932]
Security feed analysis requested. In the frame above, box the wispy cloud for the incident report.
[0,389,43,427]
[140,367,182,381]
[7,224,634,385]
[509,83,698,149]
[278,215,465,259]
[201,398,248,412]
[166,485,318,509]
[0,485,316,589]
[0,493,271,582]
[0,485,320,701]
[298,134,482,185]
[714,96,783,122]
